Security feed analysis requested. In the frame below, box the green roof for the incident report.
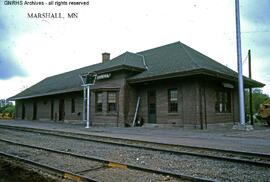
[10,41,264,100]
[10,52,146,100]
[129,42,264,87]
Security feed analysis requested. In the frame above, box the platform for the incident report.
[0,120,270,154]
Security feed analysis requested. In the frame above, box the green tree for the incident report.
[245,88,270,114]
[0,105,15,118]
[0,106,6,113]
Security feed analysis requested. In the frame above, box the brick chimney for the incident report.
[102,52,110,62]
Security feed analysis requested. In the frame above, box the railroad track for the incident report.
[0,124,269,168]
[0,138,214,182]
[0,151,96,182]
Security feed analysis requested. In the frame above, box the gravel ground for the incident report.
[1,120,270,154]
[0,128,270,181]
[0,141,182,182]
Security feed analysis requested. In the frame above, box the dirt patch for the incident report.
[0,159,57,182]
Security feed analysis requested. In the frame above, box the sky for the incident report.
[0,0,269,100]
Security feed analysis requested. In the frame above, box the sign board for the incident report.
[81,73,96,85]
[97,73,111,80]
[222,83,234,89]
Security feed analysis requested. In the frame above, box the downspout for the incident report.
[117,92,119,127]
[199,83,203,130]
[203,83,207,129]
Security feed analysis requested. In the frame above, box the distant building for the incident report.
[10,41,264,128]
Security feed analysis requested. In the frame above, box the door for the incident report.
[50,99,54,120]
[59,99,65,121]
[22,103,25,120]
[33,102,37,120]
[148,90,156,123]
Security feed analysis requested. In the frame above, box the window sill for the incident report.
[167,112,179,116]
[106,112,118,116]
[215,112,232,114]
[93,112,118,116]
[94,112,103,115]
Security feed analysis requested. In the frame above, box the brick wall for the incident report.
[131,78,197,126]
[90,71,129,127]
[128,76,239,127]
[201,78,238,125]
[15,91,83,123]
[15,74,240,128]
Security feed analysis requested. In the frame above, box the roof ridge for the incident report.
[186,44,237,74]
[180,42,200,68]
[45,62,102,79]
[126,52,149,70]
[123,51,128,65]
[135,53,149,70]
[137,41,180,54]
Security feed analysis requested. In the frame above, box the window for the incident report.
[95,92,103,112]
[71,98,75,113]
[107,92,117,112]
[168,89,178,113]
[215,91,231,113]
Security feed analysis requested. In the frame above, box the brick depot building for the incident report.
[10,42,264,128]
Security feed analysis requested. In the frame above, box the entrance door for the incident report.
[50,99,54,120]
[148,90,156,123]
[33,102,37,120]
[59,99,65,121]
[22,103,25,120]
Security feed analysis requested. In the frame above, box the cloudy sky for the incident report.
[0,0,269,100]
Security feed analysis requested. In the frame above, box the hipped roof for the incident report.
[10,41,264,100]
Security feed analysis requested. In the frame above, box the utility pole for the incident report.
[248,50,253,125]
[235,0,245,126]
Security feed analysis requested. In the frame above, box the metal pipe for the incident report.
[86,86,90,128]
[82,87,86,122]
[235,0,245,125]
[80,72,97,128]
[199,85,203,130]
[203,80,207,129]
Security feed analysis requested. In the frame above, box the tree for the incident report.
[245,88,270,114]
[0,105,15,118]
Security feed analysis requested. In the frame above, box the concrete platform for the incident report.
[1,120,270,154]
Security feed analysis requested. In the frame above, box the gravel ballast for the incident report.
[0,128,269,181]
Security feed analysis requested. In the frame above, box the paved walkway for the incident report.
[0,120,270,154]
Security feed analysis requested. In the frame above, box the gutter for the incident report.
[127,69,265,88]
[8,88,83,101]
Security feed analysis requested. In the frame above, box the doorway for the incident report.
[59,99,65,121]
[33,102,37,120]
[22,103,25,120]
[50,99,54,120]
[148,90,156,123]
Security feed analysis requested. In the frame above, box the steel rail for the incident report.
[0,125,269,167]
[0,138,216,182]
[0,151,98,182]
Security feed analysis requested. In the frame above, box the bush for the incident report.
[0,105,15,118]
[245,88,270,113]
